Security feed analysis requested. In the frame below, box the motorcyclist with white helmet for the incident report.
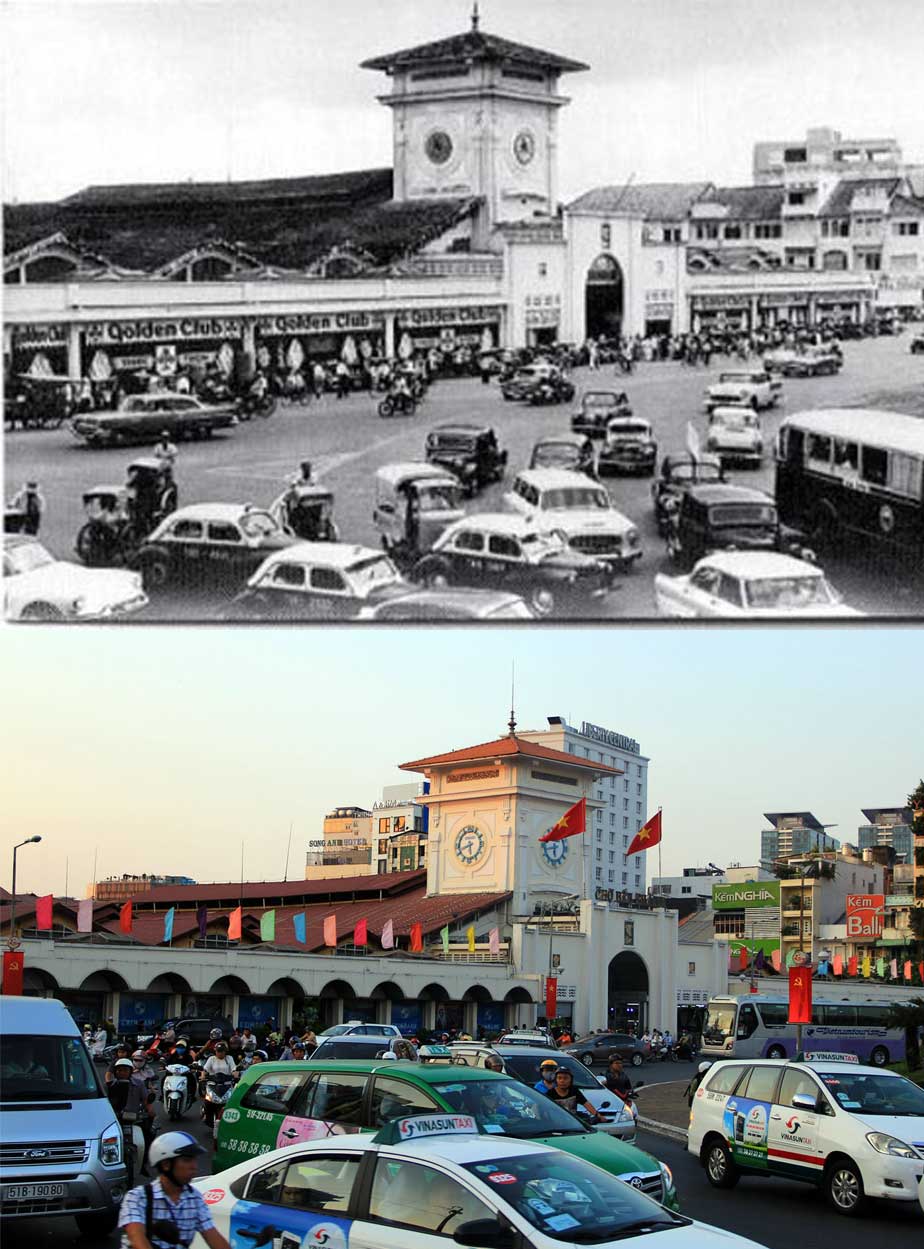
[118,1131,231,1249]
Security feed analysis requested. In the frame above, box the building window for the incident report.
[623,834,628,847]
[724,224,742,240]
[636,784,642,795]
[681,885,692,894]
[688,961,697,975]
[788,191,806,206]
[538,262,548,277]
[622,871,628,884]
[601,222,611,249]
[860,251,882,270]
[624,920,635,946]
[596,868,602,881]
[378,838,388,854]
[695,224,719,241]
[893,221,920,236]
[609,851,615,863]
[610,813,615,827]
[623,819,628,830]
[378,818,389,834]
[596,848,602,860]
[663,226,681,243]
[636,803,642,814]
[715,912,746,936]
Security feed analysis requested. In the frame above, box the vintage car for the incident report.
[651,453,725,535]
[70,393,237,446]
[705,405,764,468]
[424,424,508,495]
[362,587,535,621]
[268,483,338,542]
[666,483,796,569]
[763,346,841,377]
[504,468,642,570]
[3,534,148,621]
[224,542,409,620]
[654,551,861,618]
[596,417,658,477]
[713,369,780,408]
[132,503,296,591]
[703,380,760,412]
[528,433,597,477]
[500,361,557,401]
[910,334,924,355]
[372,462,465,565]
[412,514,616,618]
[571,390,632,437]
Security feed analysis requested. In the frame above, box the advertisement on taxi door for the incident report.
[723,1097,770,1168]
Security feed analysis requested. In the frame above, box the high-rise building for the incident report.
[305,806,374,880]
[519,716,650,896]
[856,806,914,863]
[760,812,839,871]
[372,782,429,875]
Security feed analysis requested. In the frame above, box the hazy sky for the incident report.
[1,626,920,897]
[3,0,924,203]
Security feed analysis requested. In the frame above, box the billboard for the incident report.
[846,894,885,938]
[713,882,781,910]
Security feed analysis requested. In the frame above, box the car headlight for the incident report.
[100,1122,123,1166]
[627,529,639,546]
[866,1132,921,1159]
[659,1161,674,1191]
[71,596,86,613]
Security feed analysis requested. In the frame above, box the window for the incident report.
[757,1003,789,1026]
[242,1070,310,1116]
[453,529,485,552]
[740,1065,781,1103]
[688,961,696,975]
[609,851,615,863]
[814,1004,856,1026]
[250,1154,362,1212]
[807,433,832,467]
[624,798,628,810]
[600,222,611,249]
[488,534,521,558]
[271,563,306,588]
[636,783,641,796]
[634,874,640,887]
[623,819,628,830]
[623,920,634,946]
[860,444,888,488]
[893,221,920,236]
[538,262,548,277]
[369,1157,493,1236]
[681,885,692,894]
[788,191,806,206]
[595,868,602,881]
[170,519,204,540]
[695,224,719,241]
[621,872,627,884]
[207,522,242,543]
[369,1076,439,1127]
[724,224,742,240]
[705,1064,746,1095]
[310,566,348,592]
[378,819,389,835]
[307,1072,368,1127]
[663,227,681,243]
[860,251,882,271]
[779,1068,822,1109]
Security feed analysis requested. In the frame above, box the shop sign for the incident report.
[400,305,502,328]
[815,289,870,304]
[692,295,751,310]
[885,894,914,907]
[447,768,500,783]
[112,353,155,370]
[577,720,639,753]
[526,309,560,327]
[846,893,885,937]
[84,317,243,345]
[876,274,924,291]
[12,323,68,349]
[758,292,811,307]
[256,311,385,335]
[713,882,781,910]
[178,350,218,367]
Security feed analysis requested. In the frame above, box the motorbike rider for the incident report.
[391,370,413,408]
[109,1057,156,1173]
[684,1061,713,1107]
[534,1057,559,1093]
[604,1055,634,1103]
[196,1028,224,1062]
[200,1041,237,1124]
[544,1067,597,1120]
[117,1130,231,1249]
[105,1041,133,1084]
[165,1037,197,1106]
[8,481,45,536]
[132,1049,159,1093]
[239,1027,257,1058]
[247,369,269,412]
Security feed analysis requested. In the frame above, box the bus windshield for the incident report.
[703,1002,737,1046]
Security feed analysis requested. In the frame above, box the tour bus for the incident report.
[775,408,924,564]
[700,994,906,1066]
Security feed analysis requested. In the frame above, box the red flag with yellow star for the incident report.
[626,810,662,857]
[539,797,586,843]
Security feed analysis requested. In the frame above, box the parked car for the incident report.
[597,417,658,476]
[424,423,507,495]
[504,468,642,571]
[651,453,725,535]
[562,1032,648,1068]
[500,362,560,401]
[666,484,796,569]
[162,1016,235,1047]
[705,406,764,468]
[225,542,409,620]
[654,551,861,618]
[363,587,534,621]
[132,503,295,591]
[70,392,237,446]
[318,1022,403,1038]
[413,513,616,618]
[3,533,148,621]
[529,433,598,477]
[763,347,840,377]
[571,390,632,437]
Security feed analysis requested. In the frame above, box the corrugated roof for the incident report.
[697,185,785,220]
[817,177,903,218]
[401,732,622,774]
[133,868,425,908]
[568,182,713,220]
[62,168,394,209]
[361,28,588,74]
[677,909,716,943]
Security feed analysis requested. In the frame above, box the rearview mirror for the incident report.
[453,1219,515,1249]
[791,1093,819,1112]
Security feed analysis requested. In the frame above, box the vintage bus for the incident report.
[700,994,906,1066]
[775,408,924,564]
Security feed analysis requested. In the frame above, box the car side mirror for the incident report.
[453,1219,515,1249]
[791,1093,818,1112]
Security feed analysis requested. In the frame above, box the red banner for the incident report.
[227,906,242,941]
[788,967,812,1024]
[119,901,133,935]
[3,950,25,994]
[354,919,367,947]
[409,922,423,953]
[35,895,54,930]
[847,955,858,976]
[545,976,558,1020]
[323,914,337,947]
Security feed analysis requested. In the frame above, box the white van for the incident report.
[687,1052,924,1217]
[0,995,128,1235]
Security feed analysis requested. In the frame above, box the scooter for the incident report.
[162,1063,194,1121]
[119,1110,148,1187]
[203,1070,236,1142]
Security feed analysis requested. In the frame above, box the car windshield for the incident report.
[461,1152,679,1244]
[608,424,649,438]
[541,488,610,511]
[5,542,55,575]
[347,555,399,589]
[667,462,722,484]
[431,434,477,452]
[239,511,279,539]
[713,413,757,430]
[0,1035,99,1101]
[703,1005,737,1043]
[584,395,619,409]
[709,503,777,527]
[744,576,833,609]
[432,1077,586,1138]
[310,1040,387,1060]
[816,1071,924,1116]
[503,1054,598,1092]
[319,1025,351,1036]
[419,484,461,511]
[534,445,580,468]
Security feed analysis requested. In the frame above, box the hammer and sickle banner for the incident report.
[2,951,25,995]
[545,976,558,1020]
[788,967,812,1024]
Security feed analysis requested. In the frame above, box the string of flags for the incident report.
[731,942,923,983]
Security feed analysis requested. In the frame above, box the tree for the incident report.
[889,996,924,1072]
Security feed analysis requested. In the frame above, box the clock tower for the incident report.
[400,717,621,915]
[361,10,588,239]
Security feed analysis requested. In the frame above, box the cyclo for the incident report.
[372,462,465,567]
[75,457,178,566]
[269,482,339,541]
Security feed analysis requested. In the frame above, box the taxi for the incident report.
[687,1051,924,1217]
[197,1113,765,1249]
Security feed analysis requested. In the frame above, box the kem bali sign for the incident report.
[712,882,781,910]
[846,894,885,938]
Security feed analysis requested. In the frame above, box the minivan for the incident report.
[0,996,127,1235]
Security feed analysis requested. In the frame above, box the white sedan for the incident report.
[194,1115,769,1249]
[654,551,862,618]
[3,535,148,622]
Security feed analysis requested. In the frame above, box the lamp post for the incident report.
[8,836,43,950]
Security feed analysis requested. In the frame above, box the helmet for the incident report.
[160,430,170,440]
[539,1059,558,1070]
[214,1042,228,1054]
[114,1058,134,1070]
[148,1131,206,1170]
[253,1049,268,1061]
[209,1028,222,1040]
[698,1061,713,1075]
[132,1050,147,1061]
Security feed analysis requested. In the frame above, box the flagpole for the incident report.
[657,807,662,893]
[284,822,293,881]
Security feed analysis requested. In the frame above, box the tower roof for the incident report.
[861,806,912,824]
[763,811,830,830]
[361,25,588,76]
[400,733,622,775]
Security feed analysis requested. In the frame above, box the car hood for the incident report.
[711,430,759,444]
[849,1113,924,1143]
[364,581,412,604]
[538,1130,664,1181]
[0,1101,115,1143]
[15,562,143,606]
[544,509,634,534]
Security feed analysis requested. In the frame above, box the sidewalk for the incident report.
[636,1078,690,1143]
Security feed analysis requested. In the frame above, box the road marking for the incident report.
[202,431,412,483]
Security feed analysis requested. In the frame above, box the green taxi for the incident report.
[215,1059,678,1208]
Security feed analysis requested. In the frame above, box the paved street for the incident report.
[6,334,924,620]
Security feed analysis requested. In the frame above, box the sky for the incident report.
[3,0,924,203]
[1,625,920,897]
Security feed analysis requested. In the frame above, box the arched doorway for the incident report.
[585,254,624,340]
[607,951,649,1033]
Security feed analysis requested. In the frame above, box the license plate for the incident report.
[3,1183,67,1200]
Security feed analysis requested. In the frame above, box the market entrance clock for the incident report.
[425,129,454,166]
[541,838,568,869]
[513,130,536,166]
[454,825,486,866]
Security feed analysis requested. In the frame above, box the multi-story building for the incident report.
[89,874,195,901]
[760,811,840,871]
[519,715,650,897]
[652,866,725,903]
[372,782,429,875]
[915,805,924,905]
[778,846,884,960]
[305,806,374,880]
[856,806,915,863]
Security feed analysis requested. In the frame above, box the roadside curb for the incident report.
[638,1115,689,1145]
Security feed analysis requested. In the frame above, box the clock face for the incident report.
[542,837,569,868]
[454,825,486,866]
[513,129,536,167]
[425,130,453,166]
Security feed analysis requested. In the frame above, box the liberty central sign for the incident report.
[713,882,781,910]
[576,721,640,754]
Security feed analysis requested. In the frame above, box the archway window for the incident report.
[24,254,79,282]
[585,254,624,340]
[586,253,621,282]
[190,256,234,281]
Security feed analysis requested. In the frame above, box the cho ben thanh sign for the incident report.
[712,882,781,910]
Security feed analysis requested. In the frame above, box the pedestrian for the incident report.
[117,1131,231,1249]
[8,481,45,535]
[152,430,178,467]
[312,361,326,399]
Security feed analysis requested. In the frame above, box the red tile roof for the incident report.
[401,733,622,774]
[131,869,425,908]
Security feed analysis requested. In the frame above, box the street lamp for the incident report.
[8,836,42,949]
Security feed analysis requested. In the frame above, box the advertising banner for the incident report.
[118,993,167,1033]
[391,1002,421,1036]
[713,882,781,910]
[236,996,278,1029]
[477,1003,505,1036]
[846,894,885,938]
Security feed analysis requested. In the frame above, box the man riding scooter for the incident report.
[108,1056,156,1182]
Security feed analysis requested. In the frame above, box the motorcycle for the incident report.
[202,1070,236,1141]
[236,392,277,421]
[162,1062,194,1121]
[378,391,417,418]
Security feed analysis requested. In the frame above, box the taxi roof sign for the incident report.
[799,1050,860,1064]
[373,1113,479,1146]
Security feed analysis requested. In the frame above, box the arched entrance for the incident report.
[607,951,649,1033]
[585,254,624,340]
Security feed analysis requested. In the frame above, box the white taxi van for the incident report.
[687,1052,924,1217]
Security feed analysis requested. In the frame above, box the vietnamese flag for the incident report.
[227,906,242,941]
[788,967,812,1024]
[410,922,423,953]
[847,955,858,976]
[540,797,586,843]
[119,901,133,935]
[354,919,368,947]
[35,894,54,930]
[626,810,662,857]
